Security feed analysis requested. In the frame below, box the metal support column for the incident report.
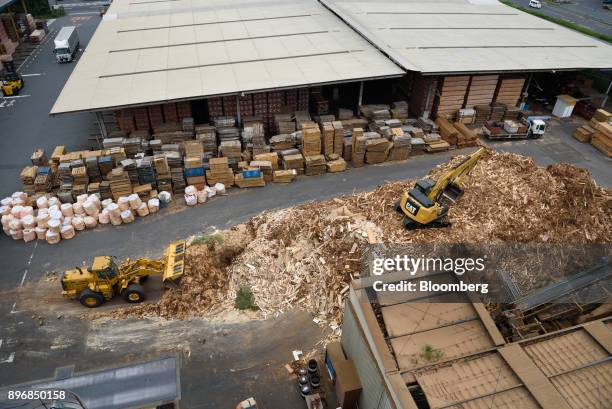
[422,79,435,120]
[357,81,364,111]
[236,94,241,126]
[602,78,612,108]
[96,111,108,148]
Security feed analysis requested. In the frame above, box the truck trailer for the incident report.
[54,26,80,63]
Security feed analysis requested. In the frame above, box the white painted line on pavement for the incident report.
[10,302,20,314]
[0,352,15,364]
[21,73,42,77]
[19,269,28,287]
[69,11,100,15]
[1,95,30,99]
[0,339,3,348]
[47,19,56,26]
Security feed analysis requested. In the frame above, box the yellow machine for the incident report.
[61,241,186,308]
[1,60,23,97]
[395,148,486,229]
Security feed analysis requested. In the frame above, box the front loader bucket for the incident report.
[163,240,186,282]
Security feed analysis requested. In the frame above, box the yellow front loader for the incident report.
[61,241,186,308]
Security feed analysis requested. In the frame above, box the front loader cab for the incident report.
[91,256,119,283]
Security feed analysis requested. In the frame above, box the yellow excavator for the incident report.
[1,59,23,97]
[61,241,186,308]
[395,148,486,229]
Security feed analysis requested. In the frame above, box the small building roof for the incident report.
[321,0,612,74]
[50,0,403,114]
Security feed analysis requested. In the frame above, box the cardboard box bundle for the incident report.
[272,169,297,183]
[365,138,391,164]
[206,157,234,186]
[304,154,326,176]
[351,128,366,167]
[282,153,304,174]
[301,125,322,156]
[250,160,273,182]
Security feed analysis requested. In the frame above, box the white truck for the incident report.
[484,117,547,140]
[54,26,80,63]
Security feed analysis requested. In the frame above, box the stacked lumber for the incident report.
[591,122,612,157]
[332,121,344,156]
[71,166,89,186]
[137,157,156,185]
[34,169,52,193]
[206,157,234,186]
[573,125,595,143]
[388,134,411,161]
[425,140,451,153]
[351,128,366,167]
[435,117,459,146]
[21,166,37,193]
[183,140,203,158]
[456,108,476,125]
[453,122,480,148]
[436,76,470,118]
[100,181,112,200]
[322,123,334,155]
[254,152,279,170]
[365,138,391,164]
[360,105,391,120]
[148,105,164,127]
[593,109,612,123]
[51,146,65,165]
[30,149,48,166]
[391,101,409,120]
[107,168,132,199]
[250,160,273,182]
[273,169,297,183]
[301,125,322,156]
[172,167,188,192]
[304,154,326,176]
[270,134,295,151]
[283,153,304,174]
[154,154,171,191]
[326,158,347,173]
[219,140,242,162]
[235,172,266,188]
[275,113,295,134]
[343,138,352,162]
[409,75,437,117]
[465,75,498,108]
[195,124,217,157]
[489,103,507,122]
[474,105,492,126]
[494,77,525,107]
[85,156,101,183]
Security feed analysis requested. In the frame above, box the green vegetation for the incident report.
[191,233,224,248]
[15,0,65,18]
[422,344,444,362]
[500,0,612,44]
[235,285,259,311]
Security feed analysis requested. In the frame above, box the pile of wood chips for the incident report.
[99,151,611,331]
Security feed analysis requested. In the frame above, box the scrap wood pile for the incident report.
[100,150,611,330]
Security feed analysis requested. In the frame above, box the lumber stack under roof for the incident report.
[436,76,470,118]
[495,77,525,107]
[465,75,499,108]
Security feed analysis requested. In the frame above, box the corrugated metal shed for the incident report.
[321,0,612,74]
[50,0,403,114]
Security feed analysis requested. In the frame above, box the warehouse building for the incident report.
[51,0,612,135]
[338,270,612,409]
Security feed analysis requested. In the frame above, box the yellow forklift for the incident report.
[61,241,186,308]
[1,59,24,97]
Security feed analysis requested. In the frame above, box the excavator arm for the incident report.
[428,148,487,204]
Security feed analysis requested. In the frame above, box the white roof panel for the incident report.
[322,0,612,74]
[51,0,403,114]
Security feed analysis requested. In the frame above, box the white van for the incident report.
[529,0,542,9]
[54,26,80,63]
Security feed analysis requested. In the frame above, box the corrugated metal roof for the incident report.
[550,361,612,409]
[50,0,403,114]
[321,0,612,74]
[523,329,608,377]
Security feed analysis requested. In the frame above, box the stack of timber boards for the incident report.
[591,122,612,157]
[108,167,132,199]
[495,77,525,107]
[304,154,326,176]
[206,157,234,186]
[436,76,470,119]
[465,75,499,108]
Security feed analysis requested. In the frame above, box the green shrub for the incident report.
[235,285,258,311]
[191,233,224,248]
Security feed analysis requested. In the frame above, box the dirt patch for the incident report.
[91,150,611,329]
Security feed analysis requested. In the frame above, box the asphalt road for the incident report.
[508,0,612,37]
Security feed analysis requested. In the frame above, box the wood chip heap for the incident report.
[99,151,610,332]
